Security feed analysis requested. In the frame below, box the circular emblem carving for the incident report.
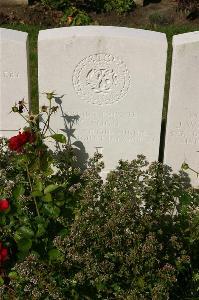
[73,53,130,105]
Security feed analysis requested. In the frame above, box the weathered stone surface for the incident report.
[0,28,29,137]
[38,26,167,177]
[134,0,144,6]
[0,0,28,6]
[164,31,199,186]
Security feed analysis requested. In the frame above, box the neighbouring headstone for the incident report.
[0,28,29,137]
[38,26,167,177]
[0,0,28,6]
[164,31,199,187]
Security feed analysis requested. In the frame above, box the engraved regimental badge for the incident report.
[73,53,130,105]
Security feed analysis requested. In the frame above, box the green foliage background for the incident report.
[39,0,135,13]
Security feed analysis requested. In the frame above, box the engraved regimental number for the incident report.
[73,53,130,105]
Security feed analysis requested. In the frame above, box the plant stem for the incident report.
[188,167,199,177]
[18,112,29,124]
[26,166,40,216]
[42,100,52,135]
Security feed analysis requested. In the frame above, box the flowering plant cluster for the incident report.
[0,92,82,296]
[0,93,198,299]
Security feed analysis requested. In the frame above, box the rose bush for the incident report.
[0,92,82,292]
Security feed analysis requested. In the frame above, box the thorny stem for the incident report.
[26,166,40,216]
[188,167,199,177]
[42,99,53,136]
[17,112,29,124]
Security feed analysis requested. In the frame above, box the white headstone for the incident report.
[165,31,199,186]
[38,26,167,177]
[0,29,29,137]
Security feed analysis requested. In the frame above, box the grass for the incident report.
[1,23,199,131]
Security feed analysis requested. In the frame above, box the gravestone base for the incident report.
[0,0,28,6]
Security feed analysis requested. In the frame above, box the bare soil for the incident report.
[0,0,199,28]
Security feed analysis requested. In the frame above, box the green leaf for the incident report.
[12,184,25,200]
[31,191,43,197]
[36,223,46,238]
[50,134,67,144]
[8,271,18,280]
[58,228,69,237]
[43,204,60,217]
[17,239,32,252]
[33,181,43,192]
[56,191,65,201]
[180,193,193,206]
[56,201,65,207]
[18,226,34,239]
[42,193,52,202]
[137,277,145,288]
[35,216,46,223]
[0,277,4,286]
[48,249,64,262]
[44,184,59,195]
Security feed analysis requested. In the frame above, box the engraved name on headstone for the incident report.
[0,28,29,137]
[38,26,167,177]
[164,32,199,186]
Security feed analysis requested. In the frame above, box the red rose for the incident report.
[0,242,9,263]
[8,130,35,153]
[0,199,9,211]
[1,248,8,259]
[8,135,23,152]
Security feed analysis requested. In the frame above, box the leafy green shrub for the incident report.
[1,152,199,299]
[61,6,93,26]
[103,0,135,13]
[75,0,135,13]
[54,155,199,299]
[40,0,70,10]
[37,0,135,14]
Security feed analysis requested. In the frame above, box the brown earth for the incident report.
[0,0,199,27]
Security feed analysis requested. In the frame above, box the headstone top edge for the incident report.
[173,31,199,46]
[38,26,167,42]
[0,28,28,42]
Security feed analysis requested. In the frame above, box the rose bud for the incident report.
[41,105,48,112]
[0,199,10,211]
[12,106,19,113]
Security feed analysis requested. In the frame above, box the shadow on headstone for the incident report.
[158,118,166,163]
[54,95,89,171]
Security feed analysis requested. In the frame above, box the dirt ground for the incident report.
[0,0,198,27]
